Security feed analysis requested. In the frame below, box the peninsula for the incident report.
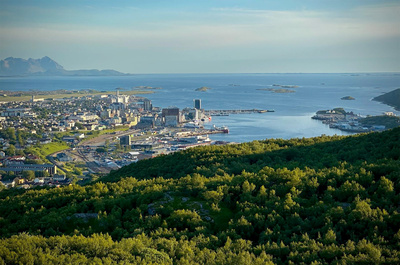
[312,107,399,133]
[373,88,400,110]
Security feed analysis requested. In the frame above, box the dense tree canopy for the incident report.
[0,128,399,264]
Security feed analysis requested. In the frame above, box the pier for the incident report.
[175,128,229,138]
[204,109,274,116]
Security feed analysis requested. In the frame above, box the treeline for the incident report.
[0,128,399,264]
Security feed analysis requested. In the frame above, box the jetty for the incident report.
[204,109,274,116]
[175,128,229,138]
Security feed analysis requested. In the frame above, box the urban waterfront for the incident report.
[1,73,399,142]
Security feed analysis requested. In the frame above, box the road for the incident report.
[47,129,136,174]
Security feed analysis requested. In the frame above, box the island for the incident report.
[133,86,163,90]
[341,96,355,100]
[195,86,212,92]
[0,56,130,77]
[373,88,400,110]
[272,84,299,88]
[257,88,296,93]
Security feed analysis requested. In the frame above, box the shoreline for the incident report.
[0,89,154,102]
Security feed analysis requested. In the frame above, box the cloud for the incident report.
[1,2,399,72]
[212,4,400,40]
[1,2,399,52]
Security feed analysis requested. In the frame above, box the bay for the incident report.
[1,73,399,142]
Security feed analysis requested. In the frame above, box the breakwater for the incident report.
[204,109,274,116]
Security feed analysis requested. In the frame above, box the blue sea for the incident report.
[1,73,399,142]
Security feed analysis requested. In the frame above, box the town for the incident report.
[0,90,268,189]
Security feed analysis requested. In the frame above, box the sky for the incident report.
[1,0,399,73]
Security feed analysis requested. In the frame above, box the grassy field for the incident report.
[31,141,70,159]
[81,126,130,142]
[0,90,153,102]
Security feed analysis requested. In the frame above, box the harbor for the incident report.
[312,108,398,133]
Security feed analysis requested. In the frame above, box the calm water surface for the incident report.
[1,73,399,142]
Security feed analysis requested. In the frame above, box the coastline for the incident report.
[0,90,154,102]
[0,73,399,142]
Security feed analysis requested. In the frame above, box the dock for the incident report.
[175,128,228,137]
[204,109,274,116]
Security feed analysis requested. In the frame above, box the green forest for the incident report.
[0,128,399,264]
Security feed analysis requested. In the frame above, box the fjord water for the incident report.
[1,73,399,142]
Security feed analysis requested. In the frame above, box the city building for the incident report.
[137,115,156,128]
[188,109,200,120]
[162,107,180,126]
[120,135,132,146]
[143,99,153,111]
[1,164,57,176]
[1,108,37,118]
[194,99,201,110]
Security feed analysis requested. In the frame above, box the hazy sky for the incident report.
[1,0,399,73]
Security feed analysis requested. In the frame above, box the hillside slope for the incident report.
[0,128,399,264]
[373,88,400,110]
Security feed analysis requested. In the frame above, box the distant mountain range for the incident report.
[0,56,130,77]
